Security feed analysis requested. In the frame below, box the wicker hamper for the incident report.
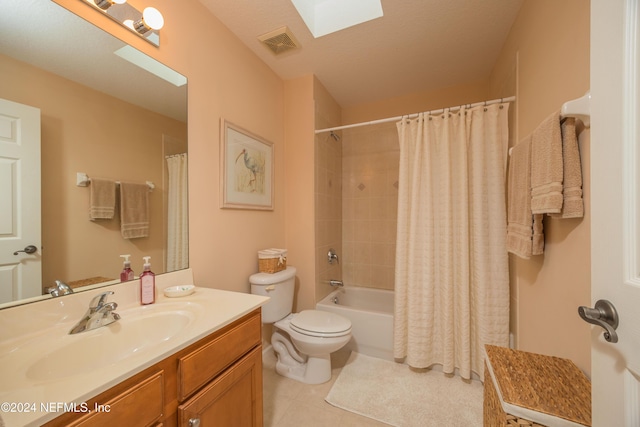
[258,248,287,274]
[484,345,591,427]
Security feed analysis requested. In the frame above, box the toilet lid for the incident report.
[290,310,351,337]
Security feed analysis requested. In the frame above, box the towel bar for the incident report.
[508,92,591,156]
[560,91,591,127]
[76,172,155,190]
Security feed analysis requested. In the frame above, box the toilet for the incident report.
[250,266,352,384]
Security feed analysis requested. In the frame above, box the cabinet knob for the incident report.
[188,418,201,427]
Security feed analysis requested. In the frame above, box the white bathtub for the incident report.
[316,287,394,361]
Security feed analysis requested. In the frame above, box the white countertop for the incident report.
[0,270,268,427]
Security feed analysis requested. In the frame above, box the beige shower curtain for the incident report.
[166,153,188,271]
[393,103,510,379]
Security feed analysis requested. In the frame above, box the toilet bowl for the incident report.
[250,267,352,384]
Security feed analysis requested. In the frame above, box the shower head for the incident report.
[329,131,341,141]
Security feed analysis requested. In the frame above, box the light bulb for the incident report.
[133,7,164,34]
[142,7,164,30]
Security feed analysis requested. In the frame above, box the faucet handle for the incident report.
[89,291,114,309]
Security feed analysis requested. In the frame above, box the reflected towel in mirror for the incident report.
[119,182,149,239]
[89,178,116,220]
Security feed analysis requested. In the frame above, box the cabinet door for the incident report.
[178,347,263,427]
[68,371,164,427]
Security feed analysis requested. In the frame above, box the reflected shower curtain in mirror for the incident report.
[393,103,510,379]
[166,153,188,271]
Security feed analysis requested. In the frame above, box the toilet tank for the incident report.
[250,266,297,324]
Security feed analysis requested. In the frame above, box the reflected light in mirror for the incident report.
[95,0,127,11]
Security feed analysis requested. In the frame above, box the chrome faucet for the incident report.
[69,291,120,335]
[48,280,74,297]
[329,279,344,288]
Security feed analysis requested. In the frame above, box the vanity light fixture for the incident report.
[81,0,163,47]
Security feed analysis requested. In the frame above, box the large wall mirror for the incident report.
[0,0,188,308]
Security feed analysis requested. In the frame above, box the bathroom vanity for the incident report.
[0,269,268,427]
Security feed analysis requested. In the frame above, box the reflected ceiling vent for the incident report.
[258,26,300,55]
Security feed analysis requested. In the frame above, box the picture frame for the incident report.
[220,119,274,210]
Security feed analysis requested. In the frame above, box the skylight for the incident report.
[290,0,383,38]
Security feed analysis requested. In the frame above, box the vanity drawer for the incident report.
[178,311,261,400]
[69,370,164,427]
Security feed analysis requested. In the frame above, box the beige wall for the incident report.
[0,53,186,287]
[283,75,316,312]
[54,0,287,295]
[489,0,591,374]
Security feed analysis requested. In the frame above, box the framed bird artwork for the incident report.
[220,119,274,210]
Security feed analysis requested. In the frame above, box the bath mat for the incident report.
[325,352,483,426]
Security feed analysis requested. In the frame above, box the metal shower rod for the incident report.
[315,96,516,134]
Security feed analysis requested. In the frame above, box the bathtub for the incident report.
[316,287,394,361]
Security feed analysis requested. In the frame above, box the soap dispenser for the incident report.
[140,256,155,305]
[119,254,134,282]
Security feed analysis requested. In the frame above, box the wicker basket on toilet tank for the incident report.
[258,248,287,274]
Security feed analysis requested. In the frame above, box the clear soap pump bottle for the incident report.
[119,254,134,282]
[140,256,155,305]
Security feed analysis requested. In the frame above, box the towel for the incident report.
[550,118,584,218]
[531,111,564,214]
[119,182,149,239]
[506,136,545,258]
[89,178,116,220]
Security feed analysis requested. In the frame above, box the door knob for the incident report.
[13,245,38,255]
[578,299,619,343]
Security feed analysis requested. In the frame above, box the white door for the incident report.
[0,98,41,303]
[591,0,640,425]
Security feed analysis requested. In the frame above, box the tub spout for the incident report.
[329,279,343,288]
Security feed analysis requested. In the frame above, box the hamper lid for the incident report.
[290,310,351,336]
[485,345,591,427]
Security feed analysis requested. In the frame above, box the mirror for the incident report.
[0,0,188,308]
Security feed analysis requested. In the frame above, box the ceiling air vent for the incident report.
[258,26,300,55]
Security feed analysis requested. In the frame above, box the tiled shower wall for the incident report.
[314,130,342,297]
[342,122,399,290]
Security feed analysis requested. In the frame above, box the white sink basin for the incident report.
[24,305,196,382]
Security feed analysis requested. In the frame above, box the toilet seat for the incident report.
[289,310,351,338]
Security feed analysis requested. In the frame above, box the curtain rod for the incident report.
[315,96,516,134]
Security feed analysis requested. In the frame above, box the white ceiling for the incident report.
[197,0,524,108]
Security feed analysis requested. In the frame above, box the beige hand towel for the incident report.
[89,178,116,220]
[506,136,545,258]
[119,182,149,239]
[550,117,584,218]
[531,111,564,214]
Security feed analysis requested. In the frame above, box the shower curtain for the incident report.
[166,153,188,271]
[393,103,510,379]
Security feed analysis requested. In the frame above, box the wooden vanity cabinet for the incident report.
[44,309,263,427]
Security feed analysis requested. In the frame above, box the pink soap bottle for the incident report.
[140,256,155,305]
[119,254,134,282]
